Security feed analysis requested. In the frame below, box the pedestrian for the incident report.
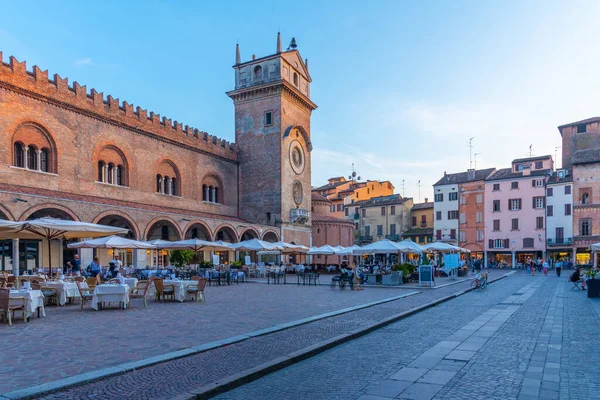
[543,258,549,276]
[88,256,102,277]
[66,253,81,276]
[556,259,562,277]
[529,258,535,276]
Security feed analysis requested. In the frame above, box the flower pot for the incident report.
[587,278,600,298]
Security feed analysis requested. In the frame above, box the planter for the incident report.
[587,278,600,298]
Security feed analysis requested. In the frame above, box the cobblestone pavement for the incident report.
[32,271,508,399]
[0,279,415,393]
[216,273,600,400]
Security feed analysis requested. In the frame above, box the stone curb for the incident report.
[189,271,513,399]
[0,290,421,400]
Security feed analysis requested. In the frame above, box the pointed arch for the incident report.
[283,125,312,151]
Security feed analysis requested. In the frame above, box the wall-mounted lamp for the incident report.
[14,198,28,203]
[538,234,542,241]
[181,218,191,222]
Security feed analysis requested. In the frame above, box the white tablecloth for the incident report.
[148,280,197,302]
[123,278,138,288]
[91,284,130,310]
[43,281,86,306]
[10,289,46,318]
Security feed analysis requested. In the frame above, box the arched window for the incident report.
[40,148,49,172]
[202,184,208,201]
[107,163,114,184]
[13,142,24,168]
[156,174,162,193]
[163,176,170,195]
[254,65,262,80]
[27,145,38,170]
[116,165,123,186]
[293,72,299,87]
[583,192,589,204]
[201,175,222,204]
[171,177,177,196]
[98,161,105,182]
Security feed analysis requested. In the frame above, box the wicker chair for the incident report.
[76,281,94,310]
[0,288,26,326]
[109,278,121,284]
[186,277,207,302]
[152,278,175,302]
[129,280,152,308]
[86,277,97,289]
[6,276,15,289]
[40,286,59,306]
[96,273,104,284]
[74,276,85,283]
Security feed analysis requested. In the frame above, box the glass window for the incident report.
[449,192,458,201]
[511,181,519,189]
[492,183,500,191]
[40,149,49,172]
[547,187,553,197]
[13,142,24,168]
[565,185,571,195]
[27,146,37,170]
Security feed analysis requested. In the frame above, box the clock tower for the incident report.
[227,33,317,246]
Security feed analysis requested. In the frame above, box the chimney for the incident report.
[235,43,241,65]
[424,197,428,203]
[467,168,475,180]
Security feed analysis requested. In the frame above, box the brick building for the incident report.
[0,34,316,273]
[558,117,600,266]
[310,192,354,264]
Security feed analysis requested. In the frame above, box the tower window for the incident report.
[253,65,262,80]
[293,72,299,87]
[265,112,273,126]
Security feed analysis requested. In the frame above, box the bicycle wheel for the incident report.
[481,279,487,289]
[339,280,346,290]
[470,280,479,290]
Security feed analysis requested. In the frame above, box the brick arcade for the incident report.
[0,33,316,272]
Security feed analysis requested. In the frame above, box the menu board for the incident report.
[419,265,434,287]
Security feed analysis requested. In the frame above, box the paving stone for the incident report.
[365,379,411,397]
[417,369,456,385]
[396,382,443,400]
[444,350,476,361]
[390,367,429,382]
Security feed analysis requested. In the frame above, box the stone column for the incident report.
[484,251,488,269]
[573,246,577,267]
[133,249,146,269]
[511,251,516,268]
[58,239,64,273]
[80,248,93,273]
[103,164,108,183]
[11,238,19,277]
[159,177,164,194]
[210,187,216,203]
[36,149,41,171]
[112,167,117,186]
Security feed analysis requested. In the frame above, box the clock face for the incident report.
[293,180,303,206]
[289,140,305,175]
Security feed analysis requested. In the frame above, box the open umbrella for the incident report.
[394,239,424,254]
[307,245,337,255]
[354,239,404,255]
[160,238,231,252]
[68,235,156,249]
[229,239,283,252]
[422,242,466,253]
[17,218,129,277]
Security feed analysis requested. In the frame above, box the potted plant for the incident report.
[169,250,195,269]
[586,268,600,298]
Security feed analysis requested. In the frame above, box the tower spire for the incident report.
[305,58,309,71]
[235,42,241,65]
[276,32,282,53]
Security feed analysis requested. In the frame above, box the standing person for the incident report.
[89,257,102,277]
[66,254,81,276]
[556,259,562,277]
[529,258,535,276]
[543,259,549,276]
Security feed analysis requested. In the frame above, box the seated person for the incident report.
[569,267,587,289]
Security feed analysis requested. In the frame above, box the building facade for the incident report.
[402,200,434,245]
[0,34,316,273]
[310,192,354,263]
[545,169,573,263]
[558,118,600,266]
[355,194,413,244]
[484,156,553,267]
[433,176,459,244]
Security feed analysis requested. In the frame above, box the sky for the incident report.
[1,0,599,202]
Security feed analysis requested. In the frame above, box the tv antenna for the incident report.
[468,137,475,169]
[554,146,562,168]
[416,180,422,202]
[528,144,533,157]
[402,179,405,197]
[348,163,361,188]
[474,153,481,170]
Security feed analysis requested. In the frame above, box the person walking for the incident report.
[529,259,535,276]
[543,259,549,276]
[556,259,562,277]
[88,256,102,277]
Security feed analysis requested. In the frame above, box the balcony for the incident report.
[360,235,373,243]
[385,234,400,241]
[546,238,573,246]
[354,213,360,220]
[420,222,427,228]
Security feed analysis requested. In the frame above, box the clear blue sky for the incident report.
[2,0,599,201]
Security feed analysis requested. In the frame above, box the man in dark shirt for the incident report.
[570,267,586,289]
[67,254,81,275]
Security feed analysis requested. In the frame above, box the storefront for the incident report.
[576,248,591,265]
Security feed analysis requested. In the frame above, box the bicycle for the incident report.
[471,273,487,290]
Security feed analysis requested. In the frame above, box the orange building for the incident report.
[458,169,495,256]
[312,177,394,220]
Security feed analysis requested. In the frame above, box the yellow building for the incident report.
[402,199,434,245]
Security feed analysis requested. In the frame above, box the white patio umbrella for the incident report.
[394,239,425,254]
[229,239,284,252]
[68,235,157,249]
[307,245,337,255]
[590,243,600,251]
[422,242,465,253]
[160,238,231,252]
[354,239,405,255]
[0,219,24,234]
[14,218,129,276]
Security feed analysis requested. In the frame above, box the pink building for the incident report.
[484,156,554,267]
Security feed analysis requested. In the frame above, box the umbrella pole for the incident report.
[48,238,52,278]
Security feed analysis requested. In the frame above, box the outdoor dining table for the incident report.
[43,281,85,306]
[91,284,130,310]
[205,270,230,286]
[162,280,198,302]
[10,289,46,318]
[123,277,138,289]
